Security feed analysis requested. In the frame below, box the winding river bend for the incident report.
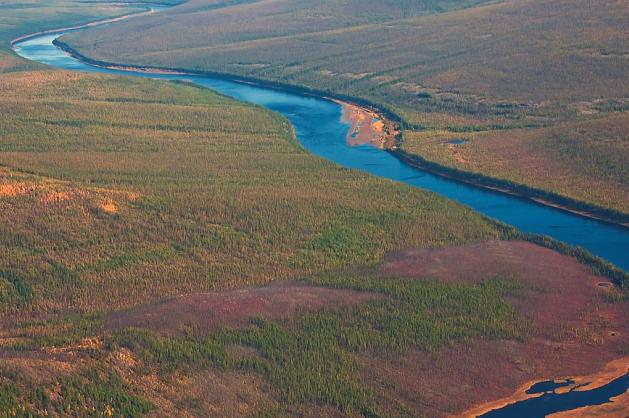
[11,9,629,271]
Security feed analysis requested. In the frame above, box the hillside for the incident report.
[0,70,501,312]
[61,0,629,214]
[1,1,628,417]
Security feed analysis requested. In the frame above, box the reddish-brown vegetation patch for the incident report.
[383,239,591,285]
[0,351,84,383]
[368,240,629,417]
[105,284,378,335]
[105,344,277,417]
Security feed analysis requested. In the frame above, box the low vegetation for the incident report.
[402,112,629,213]
[6,243,626,416]
[4,275,526,416]
[0,367,153,417]
[106,276,525,416]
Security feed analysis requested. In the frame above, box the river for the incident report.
[11,9,629,272]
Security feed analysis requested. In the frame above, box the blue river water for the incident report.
[480,370,629,418]
[12,26,629,271]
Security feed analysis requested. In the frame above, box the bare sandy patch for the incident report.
[341,72,370,80]
[370,75,396,84]
[0,181,33,197]
[100,199,118,213]
[0,168,136,214]
[338,100,398,149]
[46,337,103,354]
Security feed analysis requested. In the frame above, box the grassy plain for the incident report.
[61,0,629,213]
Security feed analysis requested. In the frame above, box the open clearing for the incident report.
[105,284,379,335]
[376,240,629,415]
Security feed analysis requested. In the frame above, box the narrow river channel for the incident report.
[12,7,629,271]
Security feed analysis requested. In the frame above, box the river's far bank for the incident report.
[390,148,629,229]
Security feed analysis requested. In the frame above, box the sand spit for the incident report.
[337,100,398,149]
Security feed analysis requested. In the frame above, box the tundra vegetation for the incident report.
[1,1,628,417]
[62,0,629,214]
